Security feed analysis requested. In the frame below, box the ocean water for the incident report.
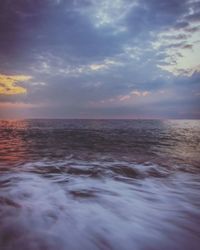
[0,119,200,250]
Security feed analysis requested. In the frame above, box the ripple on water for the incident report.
[0,119,200,249]
[0,159,199,249]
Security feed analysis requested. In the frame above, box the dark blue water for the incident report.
[0,119,200,250]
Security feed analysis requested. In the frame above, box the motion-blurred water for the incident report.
[0,119,200,250]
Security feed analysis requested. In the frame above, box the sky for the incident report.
[0,0,200,119]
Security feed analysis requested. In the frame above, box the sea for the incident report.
[0,119,200,250]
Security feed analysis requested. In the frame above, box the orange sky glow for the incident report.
[0,74,32,95]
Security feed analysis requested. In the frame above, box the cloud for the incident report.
[126,0,189,35]
[182,44,193,49]
[118,90,150,101]
[0,74,32,95]
[0,0,199,118]
[131,91,150,97]
[89,59,118,71]
[92,90,151,105]
[0,102,38,109]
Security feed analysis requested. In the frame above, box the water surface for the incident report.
[0,119,200,250]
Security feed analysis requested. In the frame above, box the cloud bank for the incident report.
[0,0,199,118]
